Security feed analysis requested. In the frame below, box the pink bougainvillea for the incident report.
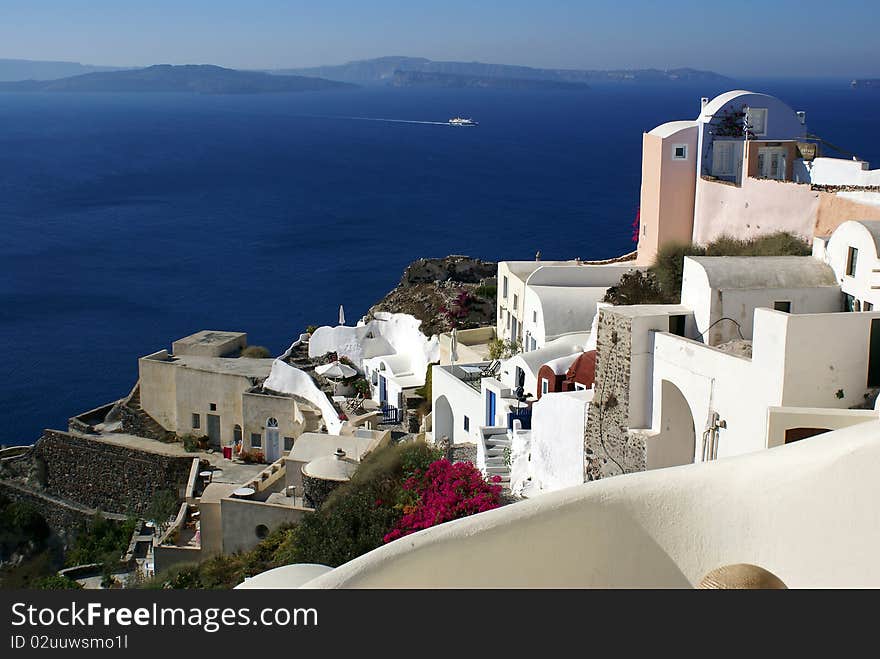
[383,459,503,543]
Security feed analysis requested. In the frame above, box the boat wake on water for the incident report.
[304,115,477,127]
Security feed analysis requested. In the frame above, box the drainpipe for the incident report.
[701,412,727,461]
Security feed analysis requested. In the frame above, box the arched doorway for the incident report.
[648,380,696,469]
[434,395,454,445]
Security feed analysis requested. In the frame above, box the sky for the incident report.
[0,0,877,78]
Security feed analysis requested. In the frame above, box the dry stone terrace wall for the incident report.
[0,478,126,537]
[32,430,193,515]
[584,309,646,480]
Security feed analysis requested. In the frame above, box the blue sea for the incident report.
[1,79,878,444]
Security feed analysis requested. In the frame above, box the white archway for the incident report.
[648,380,696,470]
[434,395,454,445]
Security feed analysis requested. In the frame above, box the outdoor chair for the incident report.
[480,360,500,378]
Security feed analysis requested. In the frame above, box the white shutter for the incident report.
[712,142,733,176]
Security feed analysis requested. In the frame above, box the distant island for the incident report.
[0,58,125,81]
[0,64,353,94]
[391,70,589,90]
[273,55,733,86]
[851,79,880,89]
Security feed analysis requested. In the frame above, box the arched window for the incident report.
[267,417,279,428]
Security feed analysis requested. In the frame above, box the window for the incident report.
[869,319,880,387]
[672,144,688,160]
[669,315,686,337]
[513,294,518,310]
[250,432,262,448]
[530,337,537,351]
[255,524,269,540]
[502,276,508,299]
[865,302,874,312]
[711,141,735,177]
[757,147,786,180]
[541,378,549,395]
[773,301,792,313]
[284,436,295,451]
[746,107,768,136]
[463,416,470,432]
[209,403,216,411]
[846,246,858,277]
[575,383,587,391]
[191,413,200,429]
[533,310,537,323]
[506,311,511,329]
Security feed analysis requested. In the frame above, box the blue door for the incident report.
[379,375,387,403]
[486,390,496,426]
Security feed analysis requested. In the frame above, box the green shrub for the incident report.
[414,362,439,401]
[180,434,204,452]
[146,489,180,524]
[31,574,83,590]
[647,232,810,302]
[488,338,521,360]
[474,284,497,300]
[272,441,442,568]
[65,516,137,568]
[650,242,706,302]
[603,270,669,305]
[241,345,271,359]
[351,378,371,397]
[0,495,51,560]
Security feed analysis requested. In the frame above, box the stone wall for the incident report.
[583,309,646,481]
[31,430,193,515]
[0,478,126,538]
[302,473,344,509]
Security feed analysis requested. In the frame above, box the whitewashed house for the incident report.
[814,219,880,312]
[680,255,842,345]
[497,260,638,349]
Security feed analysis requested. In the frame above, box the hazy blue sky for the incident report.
[1,0,877,77]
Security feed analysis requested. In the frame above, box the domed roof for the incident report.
[302,449,358,481]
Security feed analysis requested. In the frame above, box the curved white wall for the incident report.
[299,421,880,588]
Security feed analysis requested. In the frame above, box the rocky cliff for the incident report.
[368,255,497,336]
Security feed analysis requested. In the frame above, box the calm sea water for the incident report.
[1,79,877,444]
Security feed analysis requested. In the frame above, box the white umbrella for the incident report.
[316,361,357,379]
[338,305,346,326]
[450,327,458,365]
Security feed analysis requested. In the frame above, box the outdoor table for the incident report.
[233,487,255,499]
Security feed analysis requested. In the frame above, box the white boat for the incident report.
[448,117,477,126]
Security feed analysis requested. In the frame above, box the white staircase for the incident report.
[479,427,511,492]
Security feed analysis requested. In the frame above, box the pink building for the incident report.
[636,90,880,265]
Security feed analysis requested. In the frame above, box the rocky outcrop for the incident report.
[369,256,497,336]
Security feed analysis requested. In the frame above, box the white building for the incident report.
[814,219,880,312]
[680,256,841,345]
[496,260,638,349]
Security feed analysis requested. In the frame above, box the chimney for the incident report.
[535,250,542,262]
[701,97,709,112]
[796,111,806,125]
[334,448,346,459]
